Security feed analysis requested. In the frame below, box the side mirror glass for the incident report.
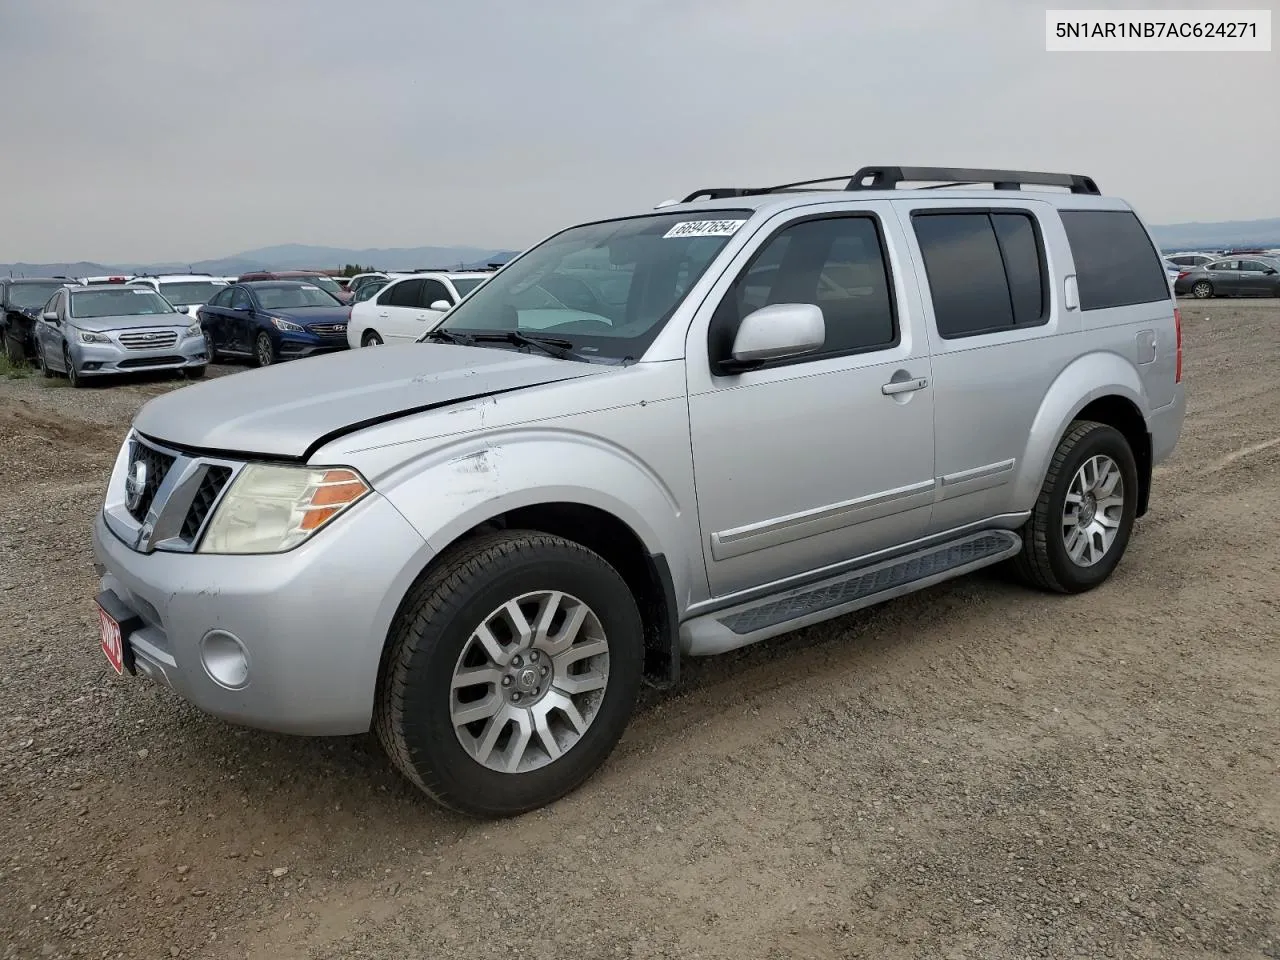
[429,299,452,312]
[42,311,59,323]
[727,303,825,368]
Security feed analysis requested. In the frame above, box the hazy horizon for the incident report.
[2,0,1276,264]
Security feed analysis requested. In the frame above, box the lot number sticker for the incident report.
[662,219,747,239]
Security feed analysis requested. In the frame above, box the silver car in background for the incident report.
[34,285,208,386]
[128,275,230,317]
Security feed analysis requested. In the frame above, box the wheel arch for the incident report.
[1017,353,1154,516]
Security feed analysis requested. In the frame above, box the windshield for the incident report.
[158,281,226,305]
[297,275,342,295]
[8,282,65,309]
[354,282,386,302]
[450,277,484,297]
[436,210,750,360]
[255,285,341,309]
[70,288,176,319]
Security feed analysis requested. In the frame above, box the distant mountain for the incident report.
[1150,217,1280,252]
[1,243,521,279]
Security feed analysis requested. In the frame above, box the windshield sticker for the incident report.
[662,219,747,239]
[301,285,319,290]
[131,289,150,294]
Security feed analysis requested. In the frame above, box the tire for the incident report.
[185,365,206,379]
[1191,280,1214,299]
[1011,420,1139,594]
[376,530,644,818]
[203,330,219,362]
[253,331,275,367]
[63,344,83,388]
[36,341,52,378]
[362,330,383,347]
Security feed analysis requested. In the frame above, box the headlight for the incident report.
[184,323,201,338]
[269,317,303,332]
[79,331,111,344]
[198,465,371,554]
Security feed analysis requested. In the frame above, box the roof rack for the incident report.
[681,166,1100,203]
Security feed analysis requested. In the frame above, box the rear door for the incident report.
[199,286,235,350]
[228,286,256,352]
[894,199,1071,533]
[372,278,426,341]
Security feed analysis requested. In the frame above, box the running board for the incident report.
[680,530,1022,656]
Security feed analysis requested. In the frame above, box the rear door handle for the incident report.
[882,377,929,396]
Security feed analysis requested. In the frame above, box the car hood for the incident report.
[131,343,609,459]
[70,313,191,333]
[265,305,352,326]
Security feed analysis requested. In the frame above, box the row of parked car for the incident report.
[3,238,1276,388]
[0,266,500,385]
[1161,249,1280,299]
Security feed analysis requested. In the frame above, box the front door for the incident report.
[687,207,936,598]
[1236,259,1275,296]
[373,278,426,341]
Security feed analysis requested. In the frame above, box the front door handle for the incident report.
[882,376,929,396]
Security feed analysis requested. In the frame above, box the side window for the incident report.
[708,215,897,370]
[208,287,230,307]
[230,287,253,310]
[1058,209,1170,310]
[1239,260,1268,272]
[912,210,1047,338]
[380,279,424,307]
[46,292,64,316]
[1209,260,1236,272]
[418,279,451,308]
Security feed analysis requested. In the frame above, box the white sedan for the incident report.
[346,271,490,347]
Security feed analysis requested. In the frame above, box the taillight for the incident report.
[1174,307,1183,383]
[1176,271,1189,280]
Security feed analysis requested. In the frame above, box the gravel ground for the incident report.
[1,305,1278,960]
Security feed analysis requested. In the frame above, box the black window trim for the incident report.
[909,206,1051,340]
[708,210,901,377]
[1058,207,1169,311]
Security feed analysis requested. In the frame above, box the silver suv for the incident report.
[91,166,1186,817]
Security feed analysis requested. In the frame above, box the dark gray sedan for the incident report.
[1173,257,1280,299]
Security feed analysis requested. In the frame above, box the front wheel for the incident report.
[375,531,644,818]
[362,330,383,347]
[1011,420,1138,594]
[184,365,206,379]
[36,340,52,378]
[203,329,219,362]
[253,331,275,367]
[1191,280,1214,299]
[63,344,84,388]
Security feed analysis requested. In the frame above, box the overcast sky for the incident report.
[0,0,1275,263]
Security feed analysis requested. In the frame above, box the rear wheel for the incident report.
[376,531,644,818]
[1012,420,1138,594]
[362,330,383,347]
[253,331,275,367]
[1191,280,1214,299]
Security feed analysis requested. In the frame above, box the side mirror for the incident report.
[42,311,59,323]
[428,299,452,312]
[1264,268,1277,275]
[725,303,825,369]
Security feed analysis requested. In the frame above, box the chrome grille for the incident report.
[180,466,231,542]
[308,323,348,338]
[126,441,176,522]
[119,329,179,350]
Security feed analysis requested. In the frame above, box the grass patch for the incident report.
[0,353,32,379]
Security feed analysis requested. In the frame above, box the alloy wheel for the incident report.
[1061,454,1125,567]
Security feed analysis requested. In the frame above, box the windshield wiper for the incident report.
[468,331,576,359]
[421,328,473,345]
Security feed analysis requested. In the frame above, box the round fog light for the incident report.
[200,630,250,689]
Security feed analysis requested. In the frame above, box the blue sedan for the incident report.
[197,281,351,367]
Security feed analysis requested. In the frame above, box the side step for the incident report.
[680,530,1022,656]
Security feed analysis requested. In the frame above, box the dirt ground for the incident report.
[1,302,1278,960]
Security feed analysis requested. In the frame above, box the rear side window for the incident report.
[1059,210,1169,310]
[912,210,1047,339]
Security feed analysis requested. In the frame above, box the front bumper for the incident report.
[72,335,207,376]
[278,334,348,359]
[91,493,434,735]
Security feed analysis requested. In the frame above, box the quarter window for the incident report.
[1059,209,1170,310]
[708,215,897,371]
[912,210,1047,338]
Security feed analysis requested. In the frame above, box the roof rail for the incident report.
[846,166,1100,195]
[680,166,1100,203]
